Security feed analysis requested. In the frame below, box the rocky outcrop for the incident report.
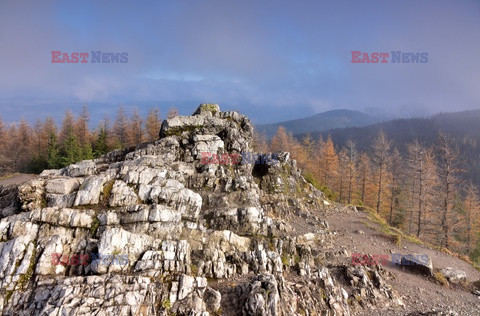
[0,104,403,315]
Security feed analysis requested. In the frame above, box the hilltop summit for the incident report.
[0,104,427,315]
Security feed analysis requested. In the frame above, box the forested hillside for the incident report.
[307,110,480,185]
[261,122,480,266]
[0,106,178,175]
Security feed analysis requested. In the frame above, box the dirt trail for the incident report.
[0,174,36,187]
[323,207,480,315]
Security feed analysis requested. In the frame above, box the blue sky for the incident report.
[0,0,479,124]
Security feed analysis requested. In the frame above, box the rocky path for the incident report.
[323,207,480,315]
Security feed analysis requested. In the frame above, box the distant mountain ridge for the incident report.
[256,109,382,137]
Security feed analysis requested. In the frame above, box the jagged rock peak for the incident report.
[159,103,254,153]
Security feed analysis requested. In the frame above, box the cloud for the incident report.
[0,0,479,123]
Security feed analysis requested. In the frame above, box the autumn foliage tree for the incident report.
[356,153,373,206]
[75,106,90,148]
[167,107,179,119]
[0,105,168,175]
[372,131,391,213]
[128,108,144,146]
[0,116,7,174]
[112,107,130,148]
[387,148,402,225]
[270,126,293,153]
[253,130,269,153]
[58,111,75,146]
[464,183,480,254]
[404,142,438,237]
[345,140,358,205]
[75,105,93,159]
[145,108,161,141]
[318,136,338,189]
[436,132,463,249]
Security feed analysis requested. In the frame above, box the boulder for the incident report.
[391,253,433,276]
[441,267,467,284]
[64,160,96,177]
[45,178,80,195]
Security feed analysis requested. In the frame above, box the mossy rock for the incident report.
[194,103,220,115]
[163,125,204,137]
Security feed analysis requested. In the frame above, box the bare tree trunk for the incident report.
[348,167,353,204]
[376,169,383,213]
[372,131,391,214]
[436,132,462,249]
[389,185,394,224]
[417,160,424,237]
[361,175,366,204]
[467,198,471,253]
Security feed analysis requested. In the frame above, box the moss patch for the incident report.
[5,290,14,304]
[161,298,172,309]
[199,103,219,113]
[190,264,198,277]
[17,241,37,291]
[101,179,115,207]
[90,217,100,236]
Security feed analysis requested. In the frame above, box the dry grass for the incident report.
[433,271,449,287]
[362,207,423,246]
[359,206,480,272]
[0,173,18,181]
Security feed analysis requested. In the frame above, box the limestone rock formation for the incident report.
[0,104,403,315]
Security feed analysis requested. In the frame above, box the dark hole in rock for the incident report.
[252,162,269,178]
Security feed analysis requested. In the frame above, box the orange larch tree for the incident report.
[345,140,358,205]
[128,108,144,147]
[270,126,292,153]
[372,130,391,213]
[112,106,130,148]
[318,135,338,190]
[145,107,162,142]
[436,132,463,249]
[356,153,372,206]
[464,183,480,254]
